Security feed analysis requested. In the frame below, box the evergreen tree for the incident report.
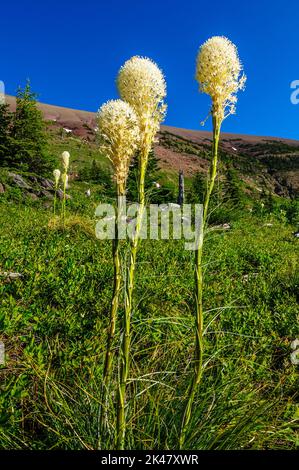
[187,171,206,203]
[79,159,114,196]
[127,149,174,203]
[0,103,13,166]
[225,167,245,207]
[11,81,53,173]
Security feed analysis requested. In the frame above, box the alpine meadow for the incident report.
[0,27,298,453]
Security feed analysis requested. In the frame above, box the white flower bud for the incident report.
[61,151,70,171]
[53,169,61,186]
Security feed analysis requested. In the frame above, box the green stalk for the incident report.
[99,184,124,447]
[62,172,67,226]
[53,184,58,218]
[179,116,221,449]
[116,155,147,449]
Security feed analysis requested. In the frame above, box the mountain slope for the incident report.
[5,95,299,196]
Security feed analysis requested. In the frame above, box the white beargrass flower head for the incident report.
[97,99,140,189]
[53,169,61,186]
[61,151,70,171]
[117,56,167,157]
[196,36,246,122]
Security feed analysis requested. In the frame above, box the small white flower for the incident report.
[53,169,61,186]
[61,151,70,171]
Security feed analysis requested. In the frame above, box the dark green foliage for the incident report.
[238,140,299,155]
[0,103,14,165]
[127,149,176,203]
[0,82,55,175]
[159,130,209,158]
[187,171,206,203]
[254,194,299,225]
[79,159,113,188]
[224,167,246,207]
[11,82,54,174]
[187,166,248,225]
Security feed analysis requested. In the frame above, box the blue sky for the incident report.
[1,0,299,139]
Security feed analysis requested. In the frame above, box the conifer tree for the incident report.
[0,102,13,166]
[127,149,174,203]
[11,81,53,173]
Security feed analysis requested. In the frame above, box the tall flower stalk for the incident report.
[97,99,139,447]
[53,169,61,218]
[116,56,166,449]
[179,36,246,449]
[61,151,70,225]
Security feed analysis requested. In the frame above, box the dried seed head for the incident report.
[196,36,246,121]
[97,99,140,188]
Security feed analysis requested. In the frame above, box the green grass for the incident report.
[0,184,298,449]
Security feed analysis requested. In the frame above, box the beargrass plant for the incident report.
[61,151,70,224]
[179,36,246,448]
[97,99,140,447]
[53,169,61,218]
[116,56,167,449]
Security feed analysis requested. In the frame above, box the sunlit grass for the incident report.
[0,198,298,449]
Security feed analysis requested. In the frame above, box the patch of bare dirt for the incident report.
[154,145,209,176]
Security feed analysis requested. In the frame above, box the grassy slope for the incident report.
[0,125,298,450]
[0,200,298,448]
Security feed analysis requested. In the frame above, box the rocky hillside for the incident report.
[5,95,299,197]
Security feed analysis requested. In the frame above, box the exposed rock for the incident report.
[0,183,5,193]
[211,223,231,231]
[5,172,68,202]
[40,178,54,190]
[0,271,23,281]
[26,192,39,201]
[8,172,31,189]
[28,175,39,184]
[56,189,71,200]
[274,183,285,196]
[28,175,54,190]
[39,190,54,200]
